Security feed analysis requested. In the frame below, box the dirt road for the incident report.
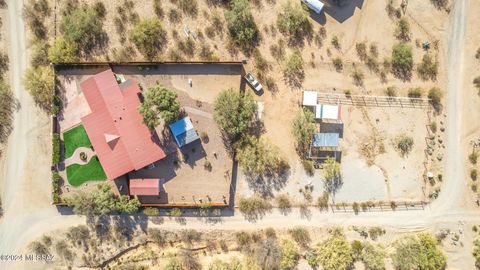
[0,0,475,269]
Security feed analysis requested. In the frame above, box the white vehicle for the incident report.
[244,73,263,92]
[301,0,325,14]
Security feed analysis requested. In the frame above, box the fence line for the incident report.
[310,91,431,108]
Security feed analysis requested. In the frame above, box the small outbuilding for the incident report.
[309,133,340,160]
[129,178,160,196]
[169,117,200,147]
[303,90,318,106]
[315,104,341,121]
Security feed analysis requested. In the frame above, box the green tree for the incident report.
[280,239,299,269]
[417,54,438,80]
[60,5,105,53]
[129,18,167,59]
[48,37,78,64]
[139,84,180,128]
[323,157,341,194]
[316,232,353,270]
[254,238,281,270]
[225,0,258,48]
[391,43,413,79]
[277,2,310,38]
[396,134,414,157]
[234,135,285,175]
[361,242,385,270]
[213,89,256,139]
[428,87,442,111]
[392,233,446,270]
[288,226,311,248]
[292,108,316,152]
[23,66,55,110]
[115,195,140,213]
[238,196,272,217]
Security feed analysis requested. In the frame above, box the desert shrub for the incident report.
[331,36,340,49]
[317,192,329,210]
[391,43,413,79]
[0,82,14,144]
[23,66,55,110]
[470,150,478,164]
[170,208,182,217]
[225,0,258,48]
[361,242,386,270]
[392,233,446,270]
[430,121,437,133]
[60,5,105,53]
[292,108,315,151]
[385,86,397,97]
[129,18,167,59]
[428,87,442,110]
[474,239,480,269]
[199,44,217,61]
[368,227,386,240]
[418,54,439,80]
[333,57,343,72]
[351,68,364,86]
[180,250,201,270]
[234,135,286,175]
[213,89,256,139]
[153,0,164,18]
[48,37,78,63]
[254,237,281,270]
[473,76,480,92]
[23,0,50,40]
[65,183,128,215]
[165,257,182,270]
[174,0,198,16]
[356,42,367,61]
[270,40,286,60]
[288,226,310,247]
[139,84,180,128]
[30,40,49,68]
[168,8,182,24]
[395,18,410,41]
[283,50,304,84]
[143,207,160,216]
[316,232,353,270]
[408,87,423,98]
[323,157,341,193]
[115,196,141,213]
[471,169,478,181]
[176,37,196,57]
[396,134,414,156]
[280,239,300,269]
[209,257,243,270]
[276,2,310,39]
[29,241,50,256]
[302,159,314,176]
[275,194,291,214]
[238,196,272,217]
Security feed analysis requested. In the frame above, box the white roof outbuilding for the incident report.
[301,0,325,14]
[303,91,318,106]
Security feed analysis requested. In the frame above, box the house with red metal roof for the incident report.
[80,69,166,180]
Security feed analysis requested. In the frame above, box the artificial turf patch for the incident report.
[63,124,92,159]
[66,156,107,187]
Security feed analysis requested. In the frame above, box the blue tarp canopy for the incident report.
[312,133,339,148]
[302,0,325,14]
[169,117,199,147]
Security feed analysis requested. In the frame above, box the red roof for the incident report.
[80,69,166,180]
[129,178,160,196]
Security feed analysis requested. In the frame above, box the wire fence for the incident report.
[311,92,431,109]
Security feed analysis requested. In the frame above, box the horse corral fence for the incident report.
[308,91,431,109]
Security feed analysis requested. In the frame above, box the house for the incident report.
[169,117,200,147]
[80,69,166,180]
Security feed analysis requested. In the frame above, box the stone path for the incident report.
[64,147,96,166]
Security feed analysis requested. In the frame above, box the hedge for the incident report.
[52,133,61,165]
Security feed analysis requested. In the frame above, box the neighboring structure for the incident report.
[80,69,166,180]
[129,178,160,196]
[301,0,325,14]
[309,133,340,160]
[169,117,200,147]
[303,91,342,122]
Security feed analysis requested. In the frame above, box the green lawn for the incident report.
[66,156,107,187]
[63,124,92,159]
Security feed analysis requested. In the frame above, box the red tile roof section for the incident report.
[80,69,166,180]
[129,178,160,196]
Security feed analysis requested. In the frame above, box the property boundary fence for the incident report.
[310,91,431,108]
[328,201,426,213]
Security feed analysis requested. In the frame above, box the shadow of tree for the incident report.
[245,161,291,197]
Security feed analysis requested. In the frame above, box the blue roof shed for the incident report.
[169,117,200,147]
